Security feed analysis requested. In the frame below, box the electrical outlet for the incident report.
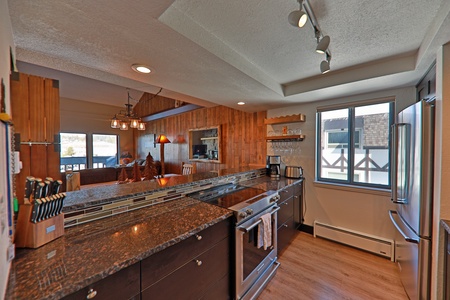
[7,243,15,262]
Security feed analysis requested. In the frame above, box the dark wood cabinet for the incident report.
[277,180,303,255]
[416,63,436,101]
[141,218,231,300]
[62,263,140,300]
[64,219,231,300]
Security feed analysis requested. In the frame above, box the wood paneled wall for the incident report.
[136,106,267,174]
[10,72,60,203]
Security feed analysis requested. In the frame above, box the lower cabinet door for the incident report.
[63,263,140,300]
[277,217,296,255]
[141,237,230,300]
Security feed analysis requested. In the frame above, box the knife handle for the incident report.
[30,200,40,223]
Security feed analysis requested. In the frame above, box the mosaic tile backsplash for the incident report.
[63,168,265,227]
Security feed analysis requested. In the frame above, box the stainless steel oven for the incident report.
[188,184,280,300]
[235,204,280,300]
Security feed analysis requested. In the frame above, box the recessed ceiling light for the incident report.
[131,64,152,74]
[237,102,245,105]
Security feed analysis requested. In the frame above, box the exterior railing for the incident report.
[60,156,117,172]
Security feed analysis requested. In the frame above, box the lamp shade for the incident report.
[316,35,330,54]
[288,10,308,28]
[137,122,146,130]
[130,118,140,128]
[320,59,330,74]
[155,134,171,144]
[111,116,120,129]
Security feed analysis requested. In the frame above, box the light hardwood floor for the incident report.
[258,232,408,300]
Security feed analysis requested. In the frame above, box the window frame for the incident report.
[316,98,395,190]
[60,132,119,171]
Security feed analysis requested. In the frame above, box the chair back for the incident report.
[182,162,196,175]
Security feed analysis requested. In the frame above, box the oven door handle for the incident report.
[237,206,280,233]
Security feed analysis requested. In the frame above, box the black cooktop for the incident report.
[188,184,268,209]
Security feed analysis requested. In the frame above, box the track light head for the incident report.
[288,10,308,28]
[316,35,330,54]
[320,56,331,74]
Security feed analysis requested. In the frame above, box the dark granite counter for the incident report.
[63,167,259,212]
[239,176,304,191]
[6,197,232,299]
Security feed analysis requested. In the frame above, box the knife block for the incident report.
[15,204,64,248]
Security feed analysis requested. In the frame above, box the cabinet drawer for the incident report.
[277,196,294,228]
[141,218,231,289]
[279,185,294,202]
[199,273,231,300]
[63,263,140,300]
[142,237,230,300]
[278,217,296,255]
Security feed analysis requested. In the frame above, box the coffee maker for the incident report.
[266,155,281,178]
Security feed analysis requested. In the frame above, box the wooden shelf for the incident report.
[264,114,305,125]
[189,159,221,163]
[266,134,305,141]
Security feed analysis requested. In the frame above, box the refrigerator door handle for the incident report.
[389,210,419,244]
[391,123,410,204]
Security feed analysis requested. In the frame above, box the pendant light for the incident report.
[110,89,146,131]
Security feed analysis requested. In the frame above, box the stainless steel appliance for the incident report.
[188,184,280,300]
[266,155,281,178]
[389,99,434,300]
[284,166,303,178]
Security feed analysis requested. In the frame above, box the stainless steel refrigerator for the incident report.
[389,99,434,300]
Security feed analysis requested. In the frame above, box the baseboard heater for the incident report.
[313,221,394,261]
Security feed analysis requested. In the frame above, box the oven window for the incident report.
[242,222,275,279]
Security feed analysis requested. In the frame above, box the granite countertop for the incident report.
[239,176,304,191]
[6,197,232,300]
[63,167,258,212]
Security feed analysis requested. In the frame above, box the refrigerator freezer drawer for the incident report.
[389,210,431,300]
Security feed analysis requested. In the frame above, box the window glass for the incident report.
[92,134,118,168]
[353,103,390,185]
[60,133,87,171]
[320,108,349,181]
[317,101,393,188]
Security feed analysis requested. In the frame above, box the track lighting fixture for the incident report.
[288,0,333,74]
[316,35,330,54]
[288,0,308,28]
[320,53,331,74]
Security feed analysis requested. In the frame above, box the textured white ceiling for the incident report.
[7,0,450,112]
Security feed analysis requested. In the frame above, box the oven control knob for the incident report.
[239,211,248,218]
[271,195,280,202]
[246,209,253,215]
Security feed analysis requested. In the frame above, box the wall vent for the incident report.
[313,221,394,261]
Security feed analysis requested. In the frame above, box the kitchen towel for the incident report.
[257,213,272,250]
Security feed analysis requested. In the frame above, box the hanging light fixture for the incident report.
[288,0,308,28]
[110,89,146,131]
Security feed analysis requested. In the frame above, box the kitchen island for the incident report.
[5,167,303,299]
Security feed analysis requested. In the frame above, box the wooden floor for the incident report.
[258,232,408,300]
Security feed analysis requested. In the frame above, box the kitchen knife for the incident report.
[42,180,51,199]
[24,176,35,204]
[52,180,62,195]
[33,182,44,202]
[38,196,50,221]
[57,193,66,215]
[30,199,42,223]
[45,177,54,197]
[48,195,58,217]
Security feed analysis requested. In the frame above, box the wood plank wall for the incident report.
[10,72,60,203]
[136,106,267,174]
